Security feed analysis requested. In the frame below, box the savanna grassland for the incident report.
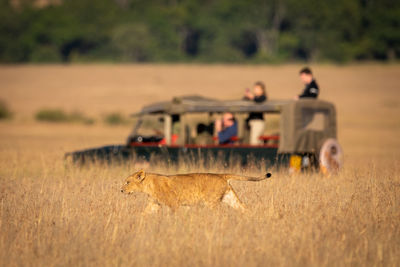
[0,64,399,266]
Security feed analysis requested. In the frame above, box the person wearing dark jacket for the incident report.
[244,81,267,144]
[297,67,319,99]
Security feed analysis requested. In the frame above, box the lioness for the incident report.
[121,170,271,212]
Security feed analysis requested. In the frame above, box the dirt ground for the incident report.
[0,64,399,266]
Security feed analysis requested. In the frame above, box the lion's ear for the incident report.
[137,169,146,182]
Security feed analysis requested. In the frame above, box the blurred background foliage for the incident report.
[0,0,399,63]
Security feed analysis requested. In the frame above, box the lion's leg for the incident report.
[144,199,161,214]
[221,188,246,212]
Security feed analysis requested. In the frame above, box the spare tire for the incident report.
[319,138,343,175]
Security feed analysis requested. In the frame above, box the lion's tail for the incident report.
[223,173,272,182]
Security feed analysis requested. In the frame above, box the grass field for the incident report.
[0,64,399,266]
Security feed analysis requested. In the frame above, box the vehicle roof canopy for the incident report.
[132,95,291,116]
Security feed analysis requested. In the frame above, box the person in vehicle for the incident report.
[215,112,237,144]
[297,67,319,99]
[244,81,267,145]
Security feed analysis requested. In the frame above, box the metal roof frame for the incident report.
[132,95,291,116]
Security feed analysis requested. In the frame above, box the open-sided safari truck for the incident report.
[66,96,343,174]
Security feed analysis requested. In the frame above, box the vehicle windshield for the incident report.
[135,115,165,136]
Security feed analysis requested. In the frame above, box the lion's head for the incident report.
[121,170,146,194]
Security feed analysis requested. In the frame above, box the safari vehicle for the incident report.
[66,96,343,174]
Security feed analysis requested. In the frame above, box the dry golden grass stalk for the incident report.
[0,64,399,266]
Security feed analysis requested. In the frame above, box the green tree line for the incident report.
[0,0,399,63]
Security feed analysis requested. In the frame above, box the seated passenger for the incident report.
[215,112,238,144]
[194,123,213,145]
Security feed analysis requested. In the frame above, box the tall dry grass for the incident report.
[0,122,399,267]
[0,64,399,266]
